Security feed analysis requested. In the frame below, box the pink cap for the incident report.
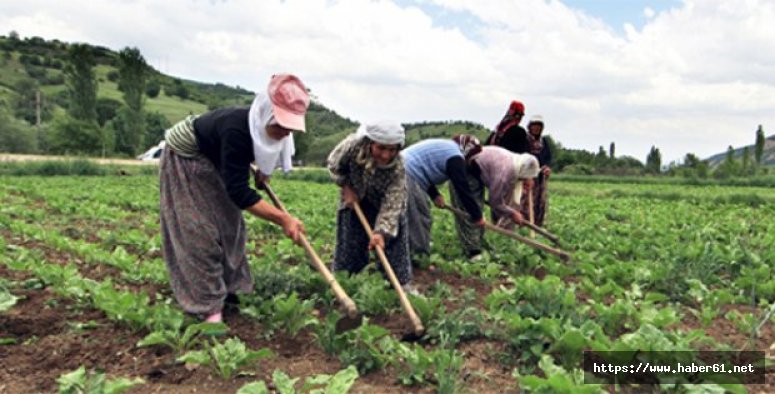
[268,74,310,132]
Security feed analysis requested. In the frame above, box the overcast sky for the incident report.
[2,0,773,162]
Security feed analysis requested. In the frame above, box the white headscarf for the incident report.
[352,121,405,173]
[248,92,295,176]
[511,153,540,205]
[355,121,405,146]
[277,133,295,174]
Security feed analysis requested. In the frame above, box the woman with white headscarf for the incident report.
[327,122,415,293]
[159,74,309,324]
[474,146,540,228]
[521,115,552,226]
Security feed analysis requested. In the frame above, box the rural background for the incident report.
[1,1,774,392]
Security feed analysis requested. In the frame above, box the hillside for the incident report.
[705,134,775,167]
[0,35,252,124]
[0,34,492,164]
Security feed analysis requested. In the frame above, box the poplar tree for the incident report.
[116,47,149,155]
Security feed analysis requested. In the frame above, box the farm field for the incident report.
[1,175,773,393]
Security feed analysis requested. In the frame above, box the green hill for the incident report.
[705,133,775,168]
[1,35,496,163]
[0,35,253,123]
[1,35,489,163]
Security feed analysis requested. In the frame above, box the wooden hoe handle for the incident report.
[444,205,571,261]
[251,166,358,318]
[351,202,424,336]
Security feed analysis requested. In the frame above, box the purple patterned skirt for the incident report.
[159,147,253,315]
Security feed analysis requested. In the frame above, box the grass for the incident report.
[553,173,775,188]
[0,159,158,176]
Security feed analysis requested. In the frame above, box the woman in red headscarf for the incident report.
[486,100,530,154]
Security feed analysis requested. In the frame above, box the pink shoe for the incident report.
[204,311,223,323]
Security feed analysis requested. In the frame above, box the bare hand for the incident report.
[542,166,551,178]
[433,195,445,209]
[341,185,358,208]
[474,217,486,228]
[523,178,534,191]
[281,214,306,244]
[368,233,385,251]
[512,211,524,225]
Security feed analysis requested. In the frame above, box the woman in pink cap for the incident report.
[159,74,309,323]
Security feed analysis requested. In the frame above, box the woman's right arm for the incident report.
[245,200,305,242]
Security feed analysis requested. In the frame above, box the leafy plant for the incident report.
[388,341,435,386]
[485,275,578,321]
[385,332,465,393]
[177,337,273,379]
[0,285,19,312]
[91,281,183,332]
[270,292,319,336]
[57,366,144,394]
[337,319,391,374]
[352,273,399,316]
[237,366,359,394]
[514,355,604,394]
[314,311,344,355]
[91,281,152,331]
[433,342,465,394]
[137,321,227,354]
[236,381,270,394]
[425,305,487,346]
[725,310,758,341]
[302,365,359,394]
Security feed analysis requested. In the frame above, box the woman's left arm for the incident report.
[373,161,407,239]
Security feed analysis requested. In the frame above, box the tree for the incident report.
[0,107,38,153]
[715,145,739,178]
[609,142,615,159]
[754,125,765,166]
[12,78,53,125]
[116,47,149,155]
[645,146,662,174]
[174,84,190,100]
[145,78,161,98]
[65,44,98,123]
[96,97,122,127]
[741,146,750,175]
[294,132,311,164]
[595,146,608,168]
[143,111,170,148]
[683,153,708,178]
[46,117,103,155]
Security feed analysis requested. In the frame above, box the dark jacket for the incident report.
[486,124,529,154]
[193,107,260,209]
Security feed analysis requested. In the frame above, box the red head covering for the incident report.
[495,100,525,136]
[507,101,525,117]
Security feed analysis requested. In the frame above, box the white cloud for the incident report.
[1,0,773,162]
